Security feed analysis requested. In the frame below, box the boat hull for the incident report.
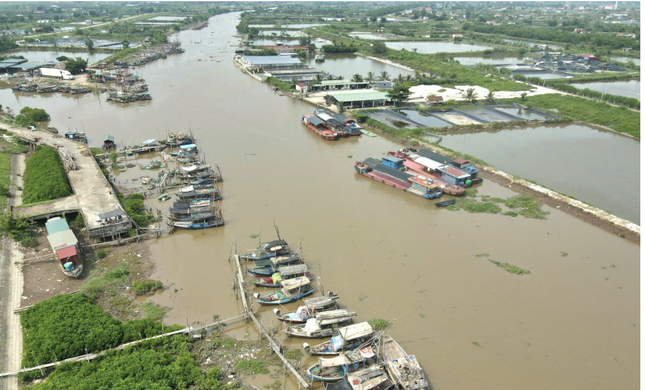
[256,289,315,305]
[302,120,338,141]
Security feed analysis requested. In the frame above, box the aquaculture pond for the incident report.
[385,41,493,54]
[349,32,386,40]
[503,39,563,50]
[610,56,641,66]
[246,39,301,46]
[258,30,307,37]
[570,80,640,101]
[513,71,572,80]
[303,53,414,80]
[439,124,640,223]
[491,106,553,121]
[454,55,529,66]
[5,49,112,65]
[397,109,453,128]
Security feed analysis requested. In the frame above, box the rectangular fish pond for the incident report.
[438,124,640,224]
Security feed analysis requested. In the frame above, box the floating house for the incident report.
[436,165,472,186]
[45,217,83,278]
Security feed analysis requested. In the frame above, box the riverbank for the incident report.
[352,118,640,242]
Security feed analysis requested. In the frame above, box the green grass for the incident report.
[235,360,269,375]
[368,319,390,332]
[504,195,549,219]
[22,146,72,205]
[283,348,303,361]
[133,280,164,296]
[0,153,11,210]
[502,211,518,217]
[81,263,130,299]
[447,198,502,214]
[500,94,640,138]
[141,302,166,322]
[488,260,531,275]
[474,253,490,257]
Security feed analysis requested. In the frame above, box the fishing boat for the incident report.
[168,216,225,229]
[158,193,171,201]
[345,365,395,390]
[306,347,376,382]
[302,114,338,141]
[45,218,84,278]
[241,239,291,261]
[382,335,428,390]
[252,264,309,287]
[175,187,221,200]
[434,199,455,207]
[247,253,304,276]
[284,310,357,338]
[305,322,375,356]
[359,129,377,137]
[145,160,163,170]
[274,293,340,323]
[253,276,314,305]
[315,55,325,63]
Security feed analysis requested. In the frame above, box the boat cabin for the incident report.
[315,112,345,131]
[103,135,115,150]
[381,155,405,169]
[452,158,480,180]
[56,245,80,272]
[408,176,442,199]
[64,129,87,143]
[303,115,329,130]
[436,165,472,186]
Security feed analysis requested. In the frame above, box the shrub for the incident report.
[82,263,130,299]
[23,146,72,204]
[20,107,50,122]
[14,114,34,127]
[133,280,164,296]
[97,249,107,259]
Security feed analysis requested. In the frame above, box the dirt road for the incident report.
[0,154,25,390]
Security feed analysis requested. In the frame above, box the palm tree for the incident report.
[352,74,364,82]
[414,72,423,80]
[366,71,375,83]
[396,74,404,82]
[464,87,477,103]
[291,76,298,86]
[486,91,495,104]
[379,71,390,81]
[405,75,412,82]
[314,74,324,84]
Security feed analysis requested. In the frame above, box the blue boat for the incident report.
[191,178,214,185]
[305,346,376,382]
[168,218,224,229]
[248,254,303,275]
[254,277,315,305]
[252,264,309,287]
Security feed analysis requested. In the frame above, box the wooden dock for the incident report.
[232,254,310,389]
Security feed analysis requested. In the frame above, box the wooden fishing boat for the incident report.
[305,322,375,356]
[241,239,291,261]
[284,310,357,338]
[274,294,340,323]
[306,347,376,382]
[434,199,456,207]
[252,264,309,287]
[167,216,224,229]
[382,335,428,390]
[249,253,303,274]
[175,188,221,200]
[346,365,394,390]
[158,193,171,201]
[302,114,338,141]
[359,129,377,137]
[253,276,314,305]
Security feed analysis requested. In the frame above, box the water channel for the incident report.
[570,80,641,101]
[610,56,641,66]
[385,41,493,54]
[303,53,414,80]
[439,124,640,224]
[453,55,529,66]
[0,12,638,390]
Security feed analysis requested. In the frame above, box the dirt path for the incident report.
[0,154,25,390]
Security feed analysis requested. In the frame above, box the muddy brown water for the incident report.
[0,12,639,390]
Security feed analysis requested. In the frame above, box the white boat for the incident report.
[382,335,428,390]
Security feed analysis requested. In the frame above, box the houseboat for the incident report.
[248,253,304,275]
[354,156,443,199]
[302,114,338,141]
[45,217,83,278]
[385,152,466,196]
[314,110,350,137]
[332,113,363,136]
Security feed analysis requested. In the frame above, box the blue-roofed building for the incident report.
[381,155,405,169]
[241,55,304,70]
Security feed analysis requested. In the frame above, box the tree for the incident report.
[366,71,375,83]
[387,84,411,106]
[314,74,324,84]
[464,87,477,103]
[372,41,387,55]
[20,107,50,122]
[299,37,311,46]
[290,76,298,85]
[65,57,88,74]
[56,56,69,62]
[520,92,527,102]
[352,74,363,82]
[379,71,390,81]
[121,40,129,49]
[380,17,387,23]
[85,38,94,51]
[486,91,495,103]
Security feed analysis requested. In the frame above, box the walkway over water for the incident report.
[0,124,131,239]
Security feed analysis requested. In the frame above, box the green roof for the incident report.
[330,90,389,103]
[9,61,55,70]
[104,135,115,142]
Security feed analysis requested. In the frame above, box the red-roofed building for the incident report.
[295,83,307,93]
[578,53,599,60]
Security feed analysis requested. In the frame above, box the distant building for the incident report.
[574,28,585,33]
[426,96,444,104]
[295,83,307,93]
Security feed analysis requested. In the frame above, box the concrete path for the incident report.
[0,154,25,390]
[0,123,130,238]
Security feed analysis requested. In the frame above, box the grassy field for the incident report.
[0,153,10,211]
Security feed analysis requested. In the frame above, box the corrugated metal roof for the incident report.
[416,149,453,165]
[337,322,373,341]
[307,116,325,127]
[373,163,412,182]
[244,55,302,66]
[56,245,77,260]
[0,58,27,67]
[382,155,404,165]
[9,61,56,70]
[414,156,444,171]
[330,90,389,103]
[439,166,470,178]
[47,230,78,250]
[45,217,69,235]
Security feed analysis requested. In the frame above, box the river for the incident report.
[439,124,640,224]
[0,12,639,390]
[570,80,641,101]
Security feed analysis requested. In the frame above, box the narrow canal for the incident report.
[0,12,639,390]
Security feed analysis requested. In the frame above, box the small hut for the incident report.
[103,135,115,150]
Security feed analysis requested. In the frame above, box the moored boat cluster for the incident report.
[302,109,373,141]
[356,148,483,202]
[242,237,429,390]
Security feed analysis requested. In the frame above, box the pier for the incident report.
[0,124,132,239]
